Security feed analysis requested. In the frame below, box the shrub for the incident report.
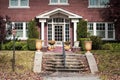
[90,36,103,50]
[77,19,87,39]
[102,43,113,50]
[111,43,120,51]
[27,39,36,50]
[28,20,39,39]
[79,38,90,51]
[4,41,13,50]
[3,41,28,50]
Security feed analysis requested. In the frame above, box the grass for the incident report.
[0,51,35,73]
[92,50,120,80]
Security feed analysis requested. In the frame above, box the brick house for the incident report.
[0,0,116,48]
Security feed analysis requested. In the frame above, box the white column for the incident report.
[39,19,46,46]
[93,23,96,36]
[105,23,108,39]
[72,19,79,42]
[23,22,27,40]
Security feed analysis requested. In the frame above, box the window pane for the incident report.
[15,22,23,37]
[21,0,28,6]
[108,23,114,38]
[11,0,18,6]
[89,0,97,6]
[51,0,58,3]
[96,23,105,38]
[100,0,109,6]
[88,23,94,35]
[60,0,67,3]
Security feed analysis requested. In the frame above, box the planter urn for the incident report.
[36,40,42,51]
[84,41,92,53]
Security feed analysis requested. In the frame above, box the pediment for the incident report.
[36,8,82,19]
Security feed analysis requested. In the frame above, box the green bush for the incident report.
[90,36,103,50]
[111,43,120,51]
[4,41,13,50]
[28,20,39,39]
[77,19,87,39]
[3,41,27,50]
[27,39,36,50]
[102,43,113,50]
[79,38,90,51]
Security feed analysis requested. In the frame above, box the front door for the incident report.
[47,18,70,46]
[54,25,63,46]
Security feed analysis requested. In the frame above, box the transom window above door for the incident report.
[49,0,69,5]
[9,0,29,8]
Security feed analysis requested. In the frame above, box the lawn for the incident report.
[0,50,120,80]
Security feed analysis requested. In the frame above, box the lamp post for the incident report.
[12,28,16,72]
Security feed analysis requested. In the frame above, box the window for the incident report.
[9,0,29,8]
[88,22,115,40]
[49,0,68,5]
[89,0,109,8]
[6,22,28,40]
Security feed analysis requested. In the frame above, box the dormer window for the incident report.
[49,0,69,5]
[9,0,29,8]
[88,0,109,8]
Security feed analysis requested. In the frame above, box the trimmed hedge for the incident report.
[102,43,120,51]
[2,41,27,50]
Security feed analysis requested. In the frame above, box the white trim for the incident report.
[88,22,115,40]
[6,22,28,40]
[49,0,69,5]
[36,8,82,19]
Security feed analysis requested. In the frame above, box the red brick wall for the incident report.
[0,0,106,22]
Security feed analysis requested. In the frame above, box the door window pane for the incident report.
[65,24,69,41]
[48,24,52,40]
[55,26,62,41]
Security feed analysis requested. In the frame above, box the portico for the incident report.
[36,8,82,47]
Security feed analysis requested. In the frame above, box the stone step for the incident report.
[46,68,86,72]
[46,61,83,65]
[46,65,86,69]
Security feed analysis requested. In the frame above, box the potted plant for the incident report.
[36,39,43,51]
[48,40,55,50]
[64,41,71,51]
[84,38,92,53]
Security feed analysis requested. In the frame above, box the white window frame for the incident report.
[87,22,115,40]
[6,22,28,40]
[88,0,109,8]
[49,0,69,5]
[8,0,30,8]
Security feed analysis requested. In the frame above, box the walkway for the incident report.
[43,72,101,80]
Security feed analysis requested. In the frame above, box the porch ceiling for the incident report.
[36,8,82,19]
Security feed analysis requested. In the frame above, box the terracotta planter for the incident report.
[64,45,71,51]
[84,41,92,52]
[48,40,55,51]
[36,40,42,51]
